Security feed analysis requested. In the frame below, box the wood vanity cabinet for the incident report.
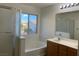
[47,40,77,56]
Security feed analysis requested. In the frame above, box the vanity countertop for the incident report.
[47,37,78,49]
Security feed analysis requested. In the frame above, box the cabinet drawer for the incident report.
[47,41,58,56]
[68,47,77,53]
[47,40,58,47]
[59,44,67,51]
[47,45,58,56]
[67,47,77,56]
[59,51,67,56]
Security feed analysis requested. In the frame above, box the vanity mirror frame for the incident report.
[55,12,77,39]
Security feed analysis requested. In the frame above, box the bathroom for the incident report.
[0,3,79,56]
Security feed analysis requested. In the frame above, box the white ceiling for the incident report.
[23,3,55,8]
[0,3,56,9]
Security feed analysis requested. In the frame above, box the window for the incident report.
[29,15,37,33]
[20,13,38,36]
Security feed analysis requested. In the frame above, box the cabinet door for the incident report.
[67,47,77,56]
[59,45,67,56]
[47,41,58,56]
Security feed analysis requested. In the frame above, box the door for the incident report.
[58,45,67,56]
[0,8,13,56]
[47,41,58,56]
[67,47,77,56]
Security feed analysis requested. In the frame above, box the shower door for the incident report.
[0,8,13,56]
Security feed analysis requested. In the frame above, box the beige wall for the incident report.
[40,5,57,42]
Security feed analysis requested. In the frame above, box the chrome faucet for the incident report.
[58,33,62,40]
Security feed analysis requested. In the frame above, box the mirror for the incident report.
[56,11,79,40]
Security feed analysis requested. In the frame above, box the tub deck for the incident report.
[25,42,46,56]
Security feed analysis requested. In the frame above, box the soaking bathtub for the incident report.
[25,41,46,56]
[20,34,47,56]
